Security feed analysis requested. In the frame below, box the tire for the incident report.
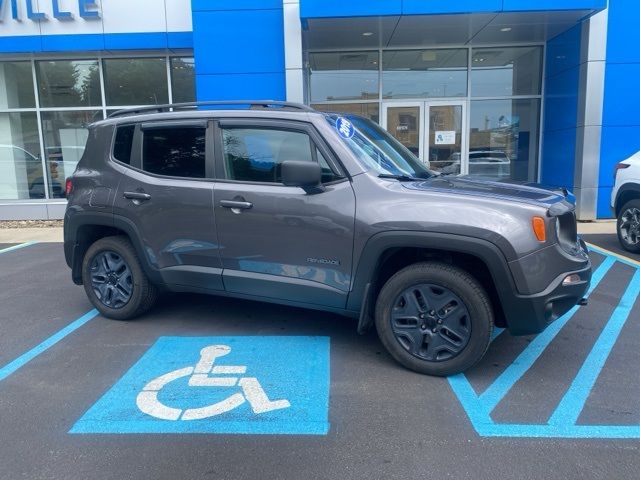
[617,199,640,253]
[374,262,493,376]
[82,235,158,320]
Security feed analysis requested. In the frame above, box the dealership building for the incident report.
[0,0,635,220]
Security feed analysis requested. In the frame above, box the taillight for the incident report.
[65,178,73,197]
[614,162,630,180]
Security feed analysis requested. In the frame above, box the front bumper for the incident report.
[503,242,592,336]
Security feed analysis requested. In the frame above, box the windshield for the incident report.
[324,114,434,179]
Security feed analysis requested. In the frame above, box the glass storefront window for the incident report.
[37,60,101,108]
[0,56,191,201]
[103,58,169,106]
[311,103,380,123]
[170,57,196,104]
[382,49,468,99]
[0,112,44,200]
[0,61,35,109]
[469,99,540,181]
[471,47,542,97]
[40,110,103,198]
[309,51,379,102]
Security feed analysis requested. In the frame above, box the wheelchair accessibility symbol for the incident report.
[136,345,290,421]
[71,336,330,435]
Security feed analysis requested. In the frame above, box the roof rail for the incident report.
[108,100,315,118]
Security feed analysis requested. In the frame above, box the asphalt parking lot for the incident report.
[1,239,639,480]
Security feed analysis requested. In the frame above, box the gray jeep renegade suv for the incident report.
[64,101,591,376]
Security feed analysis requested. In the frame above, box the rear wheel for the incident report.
[617,199,640,253]
[375,262,493,376]
[82,236,158,320]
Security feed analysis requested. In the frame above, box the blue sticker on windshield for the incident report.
[336,117,355,139]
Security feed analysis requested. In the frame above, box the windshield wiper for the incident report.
[378,173,420,181]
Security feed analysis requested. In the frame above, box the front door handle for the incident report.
[220,200,253,210]
[123,191,151,201]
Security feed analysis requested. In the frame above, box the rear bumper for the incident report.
[502,249,591,336]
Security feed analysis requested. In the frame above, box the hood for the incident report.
[403,175,571,210]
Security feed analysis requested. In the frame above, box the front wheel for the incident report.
[82,236,158,320]
[617,200,640,253]
[375,262,493,376]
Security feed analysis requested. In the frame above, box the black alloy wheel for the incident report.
[82,236,158,320]
[90,250,133,309]
[390,283,471,362]
[374,262,493,376]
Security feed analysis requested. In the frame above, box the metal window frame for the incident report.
[0,50,194,204]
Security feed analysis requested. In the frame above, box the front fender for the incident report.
[347,230,516,313]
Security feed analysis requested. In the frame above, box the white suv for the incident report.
[611,150,640,252]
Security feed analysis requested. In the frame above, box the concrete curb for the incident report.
[577,221,616,235]
[0,228,63,243]
[0,222,616,244]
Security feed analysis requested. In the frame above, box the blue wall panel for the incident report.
[402,1,501,15]
[604,0,640,64]
[192,1,286,101]
[41,34,105,52]
[598,0,640,217]
[0,36,42,53]
[540,24,582,190]
[167,32,194,49]
[192,10,284,75]
[502,0,606,12]
[540,128,577,189]
[192,0,284,11]
[196,73,286,101]
[300,0,605,18]
[545,24,583,78]
[544,66,580,133]
[602,64,640,128]
[104,33,169,51]
[300,0,402,18]
[0,32,194,53]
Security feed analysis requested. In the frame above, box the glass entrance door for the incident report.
[383,101,467,174]
[382,102,423,160]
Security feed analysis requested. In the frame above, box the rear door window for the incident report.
[142,126,206,178]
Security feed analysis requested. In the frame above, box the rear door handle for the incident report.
[220,200,253,210]
[123,191,151,201]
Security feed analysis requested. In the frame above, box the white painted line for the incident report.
[0,241,38,255]
[586,242,640,269]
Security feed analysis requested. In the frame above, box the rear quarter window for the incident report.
[113,125,135,164]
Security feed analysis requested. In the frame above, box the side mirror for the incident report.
[281,161,324,193]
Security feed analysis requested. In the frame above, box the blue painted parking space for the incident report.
[71,336,330,435]
[448,245,640,438]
